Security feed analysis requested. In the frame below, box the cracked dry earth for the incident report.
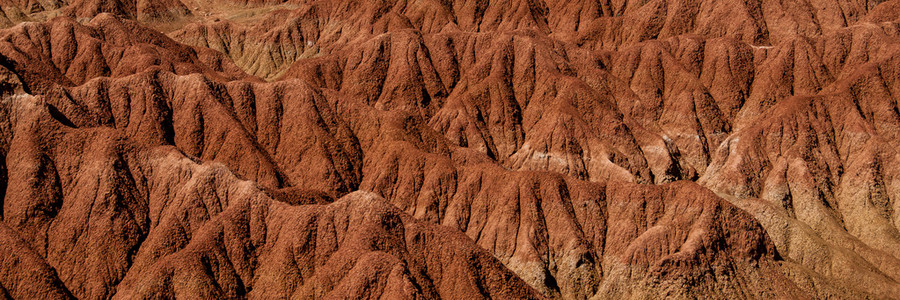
[1,0,900,299]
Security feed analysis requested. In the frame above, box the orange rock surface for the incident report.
[2,0,900,298]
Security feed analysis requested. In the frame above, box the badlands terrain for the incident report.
[1,0,900,298]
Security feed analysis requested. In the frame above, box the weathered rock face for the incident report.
[0,92,542,299]
[0,77,798,299]
[65,0,191,22]
[0,15,255,103]
[2,0,900,299]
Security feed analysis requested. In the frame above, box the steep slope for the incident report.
[0,62,803,298]
[0,90,542,299]
[65,0,191,22]
[171,12,315,80]
[361,142,803,298]
[0,13,253,93]
[166,0,892,81]
[699,48,900,298]
[0,12,809,295]
[2,0,900,299]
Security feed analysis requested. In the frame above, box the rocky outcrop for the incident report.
[0,70,802,298]
[0,91,542,299]
[171,10,319,80]
[0,13,253,93]
[65,0,191,22]
[2,0,900,299]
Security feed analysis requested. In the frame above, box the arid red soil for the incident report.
[2,0,900,299]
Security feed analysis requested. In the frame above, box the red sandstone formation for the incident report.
[2,0,900,299]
